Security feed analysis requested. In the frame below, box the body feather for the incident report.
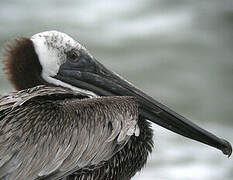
[0,85,141,180]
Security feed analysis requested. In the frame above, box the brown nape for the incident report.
[2,38,45,91]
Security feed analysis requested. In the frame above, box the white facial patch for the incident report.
[31,30,81,77]
[30,30,97,97]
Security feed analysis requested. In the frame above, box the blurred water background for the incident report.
[0,0,233,180]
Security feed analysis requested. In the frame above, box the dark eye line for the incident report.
[66,49,80,61]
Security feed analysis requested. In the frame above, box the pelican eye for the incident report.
[66,49,80,62]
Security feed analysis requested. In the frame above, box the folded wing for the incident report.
[0,85,139,180]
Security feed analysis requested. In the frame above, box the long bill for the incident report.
[55,57,232,157]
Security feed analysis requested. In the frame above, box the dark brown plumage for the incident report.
[65,118,153,180]
[3,38,44,90]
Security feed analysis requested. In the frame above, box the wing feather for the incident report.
[0,85,139,180]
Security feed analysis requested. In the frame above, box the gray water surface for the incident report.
[0,0,233,180]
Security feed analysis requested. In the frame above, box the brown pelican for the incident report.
[0,31,231,180]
